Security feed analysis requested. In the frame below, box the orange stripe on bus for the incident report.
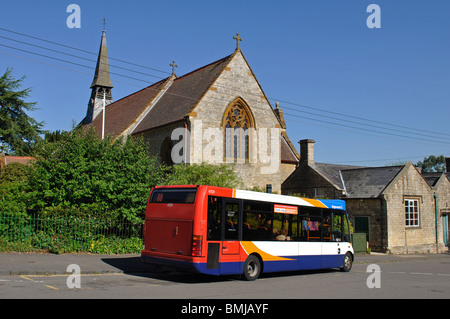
[302,198,328,208]
[241,241,294,261]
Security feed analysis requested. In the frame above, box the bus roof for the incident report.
[233,189,346,210]
[152,185,346,210]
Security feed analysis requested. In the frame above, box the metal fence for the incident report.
[0,214,144,254]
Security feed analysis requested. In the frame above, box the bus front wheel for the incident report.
[243,255,261,281]
[341,252,353,272]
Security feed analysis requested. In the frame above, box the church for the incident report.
[82,30,299,193]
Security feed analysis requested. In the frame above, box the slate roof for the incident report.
[133,54,234,134]
[340,166,404,198]
[312,162,364,190]
[299,162,406,198]
[89,77,171,138]
[421,172,450,187]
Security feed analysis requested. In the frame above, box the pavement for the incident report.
[1,251,449,276]
[0,252,150,275]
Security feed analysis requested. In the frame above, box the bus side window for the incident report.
[224,202,240,240]
[242,200,273,241]
[298,208,321,242]
[207,196,221,240]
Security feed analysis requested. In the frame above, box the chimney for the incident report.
[446,157,450,173]
[299,139,315,165]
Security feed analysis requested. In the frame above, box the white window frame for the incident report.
[405,198,420,227]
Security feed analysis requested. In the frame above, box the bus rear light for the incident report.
[191,235,203,256]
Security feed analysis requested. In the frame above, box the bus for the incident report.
[141,185,354,280]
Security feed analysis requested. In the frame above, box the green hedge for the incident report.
[0,214,143,254]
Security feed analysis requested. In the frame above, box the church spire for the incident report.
[90,28,113,89]
[83,27,114,124]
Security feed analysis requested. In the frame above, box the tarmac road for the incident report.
[1,252,449,300]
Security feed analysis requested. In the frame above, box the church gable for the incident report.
[191,50,280,134]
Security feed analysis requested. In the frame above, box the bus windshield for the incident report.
[149,188,197,204]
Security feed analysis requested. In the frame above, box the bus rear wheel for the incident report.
[243,255,261,281]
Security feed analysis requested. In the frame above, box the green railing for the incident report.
[0,214,144,254]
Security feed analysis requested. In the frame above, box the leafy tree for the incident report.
[0,161,30,184]
[164,163,242,188]
[416,155,446,173]
[28,128,164,222]
[0,162,30,217]
[43,129,68,143]
[0,68,44,155]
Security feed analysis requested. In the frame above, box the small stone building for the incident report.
[81,30,299,192]
[282,139,449,254]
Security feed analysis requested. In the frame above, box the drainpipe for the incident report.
[434,194,439,254]
[183,116,191,167]
[184,121,187,167]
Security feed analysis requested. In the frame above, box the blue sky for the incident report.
[1,0,449,166]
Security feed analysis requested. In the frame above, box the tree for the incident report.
[164,163,243,188]
[0,162,30,217]
[28,128,164,222]
[416,155,446,173]
[0,68,44,155]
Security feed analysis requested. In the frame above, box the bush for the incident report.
[28,128,164,223]
[165,163,242,188]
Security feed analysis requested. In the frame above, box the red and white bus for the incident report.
[141,185,354,280]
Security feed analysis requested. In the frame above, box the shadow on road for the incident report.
[101,256,234,283]
[101,255,338,284]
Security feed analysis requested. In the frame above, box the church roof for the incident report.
[86,48,299,163]
[90,30,114,89]
[88,77,171,137]
[133,53,234,134]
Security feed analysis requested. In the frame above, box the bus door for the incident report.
[219,199,242,274]
[321,210,347,268]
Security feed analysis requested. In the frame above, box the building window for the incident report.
[160,137,174,166]
[222,98,254,161]
[405,199,420,227]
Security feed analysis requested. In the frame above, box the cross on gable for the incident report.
[233,33,242,50]
[170,61,178,75]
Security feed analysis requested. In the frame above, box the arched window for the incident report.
[160,137,174,166]
[222,98,254,161]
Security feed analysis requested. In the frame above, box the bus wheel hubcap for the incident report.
[248,261,258,276]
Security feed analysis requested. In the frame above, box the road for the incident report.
[1,253,449,302]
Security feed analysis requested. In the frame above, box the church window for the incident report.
[160,137,174,166]
[222,98,254,161]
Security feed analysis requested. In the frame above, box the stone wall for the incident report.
[188,51,286,193]
[345,198,387,253]
[384,164,439,254]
